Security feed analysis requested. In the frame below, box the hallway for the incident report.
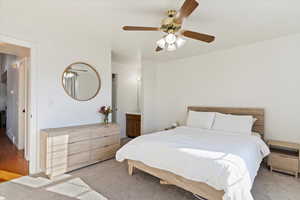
[0,128,28,182]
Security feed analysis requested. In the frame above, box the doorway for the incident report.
[111,73,118,123]
[0,43,30,181]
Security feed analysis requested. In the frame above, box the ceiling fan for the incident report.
[122,0,215,52]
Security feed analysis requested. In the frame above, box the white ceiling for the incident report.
[109,0,300,61]
[1,0,300,62]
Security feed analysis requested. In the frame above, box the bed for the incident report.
[116,107,270,200]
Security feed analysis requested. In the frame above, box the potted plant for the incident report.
[98,106,112,125]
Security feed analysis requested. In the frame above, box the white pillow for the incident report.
[186,111,215,129]
[212,113,253,135]
[252,132,261,138]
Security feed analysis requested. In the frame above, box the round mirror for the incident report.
[62,62,101,101]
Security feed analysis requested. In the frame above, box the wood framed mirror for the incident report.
[62,62,101,101]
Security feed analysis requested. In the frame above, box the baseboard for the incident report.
[6,128,15,144]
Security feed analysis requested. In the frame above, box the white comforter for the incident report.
[116,127,270,200]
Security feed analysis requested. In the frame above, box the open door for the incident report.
[18,57,29,160]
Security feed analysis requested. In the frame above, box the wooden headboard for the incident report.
[187,106,265,137]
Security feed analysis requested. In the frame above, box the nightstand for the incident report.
[267,140,300,178]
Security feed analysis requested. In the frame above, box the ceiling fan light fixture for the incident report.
[165,33,177,44]
[167,43,177,51]
[156,38,166,49]
[122,0,215,53]
[175,37,186,48]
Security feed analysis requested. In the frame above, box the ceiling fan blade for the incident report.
[123,26,160,31]
[175,0,199,23]
[155,46,163,52]
[182,30,215,43]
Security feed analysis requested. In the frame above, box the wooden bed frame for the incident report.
[127,106,265,200]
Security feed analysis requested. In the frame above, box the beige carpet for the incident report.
[0,159,299,200]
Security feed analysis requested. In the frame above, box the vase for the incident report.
[103,115,109,125]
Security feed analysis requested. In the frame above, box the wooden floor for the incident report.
[0,128,28,180]
[0,170,22,182]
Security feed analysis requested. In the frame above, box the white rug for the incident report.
[8,175,107,200]
[46,178,107,200]
[11,176,52,188]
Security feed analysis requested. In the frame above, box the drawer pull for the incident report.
[278,154,287,158]
[273,154,297,159]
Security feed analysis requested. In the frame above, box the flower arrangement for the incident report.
[98,106,112,124]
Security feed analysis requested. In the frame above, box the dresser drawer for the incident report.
[91,131,119,139]
[69,131,90,143]
[126,114,141,120]
[46,157,67,169]
[68,140,90,155]
[91,144,119,162]
[48,135,69,146]
[268,153,299,173]
[47,143,68,153]
[91,135,120,149]
[68,151,90,167]
[50,149,68,158]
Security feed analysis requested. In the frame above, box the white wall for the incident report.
[112,62,141,138]
[35,40,111,130]
[141,60,158,134]
[142,34,300,143]
[0,0,112,172]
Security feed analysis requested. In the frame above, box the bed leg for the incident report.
[128,161,134,176]
[160,180,170,185]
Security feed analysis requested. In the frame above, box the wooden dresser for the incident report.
[40,123,120,179]
[126,113,141,138]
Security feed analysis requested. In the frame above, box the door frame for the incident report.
[0,34,39,174]
[17,57,29,160]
